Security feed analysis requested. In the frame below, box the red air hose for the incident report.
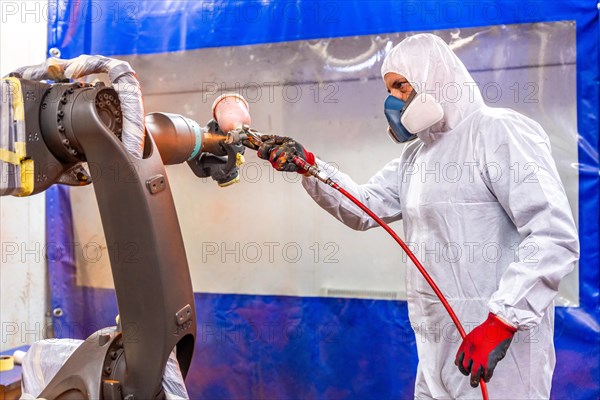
[291,156,489,400]
[334,183,489,400]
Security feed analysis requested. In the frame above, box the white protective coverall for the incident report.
[301,34,580,399]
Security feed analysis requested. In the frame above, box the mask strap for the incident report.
[401,90,418,112]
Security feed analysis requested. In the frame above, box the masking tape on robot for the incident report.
[0,355,14,371]
[17,158,34,197]
[0,78,26,165]
[1,78,33,196]
[0,148,20,165]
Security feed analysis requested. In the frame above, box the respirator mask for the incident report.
[384,90,444,143]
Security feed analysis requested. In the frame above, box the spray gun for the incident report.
[225,124,333,185]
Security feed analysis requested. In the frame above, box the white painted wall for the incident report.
[0,0,49,351]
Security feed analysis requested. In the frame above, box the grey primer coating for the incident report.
[19,78,196,400]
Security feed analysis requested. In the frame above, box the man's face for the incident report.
[384,72,414,102]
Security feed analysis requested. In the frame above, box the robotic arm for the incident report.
[2,62,249,399]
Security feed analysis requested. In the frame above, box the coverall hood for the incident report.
[381,33,485,141]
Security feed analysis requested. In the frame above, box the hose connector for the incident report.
[292,156,333,186]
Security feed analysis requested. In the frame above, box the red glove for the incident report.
[455,313,517,387]
[257,135,315,174]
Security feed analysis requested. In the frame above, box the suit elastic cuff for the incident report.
[491,312,518,332]
[488,303,519,330]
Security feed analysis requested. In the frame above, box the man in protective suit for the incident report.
[257,34,579,399]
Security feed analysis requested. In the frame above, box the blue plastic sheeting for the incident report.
[48,0,593,58]
[44,0,599,399]
[189,293,418,399]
